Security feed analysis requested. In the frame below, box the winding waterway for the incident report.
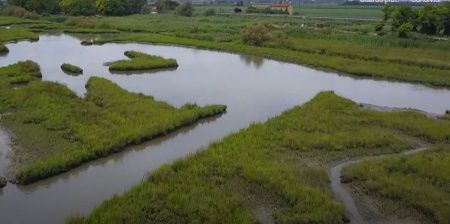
[0,33,449,224]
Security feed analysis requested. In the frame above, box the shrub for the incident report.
[374,22,385,32]
[0,5,39,19]
[0,44,9,54]
[246,6,257,13]
[241,24,271,46]
[60,0,96,16]
[234,7,242,13]
[65,16,97,28]
[176,2,193,17]
[0,177,6,188]
[203,8,215,16]
[141,4,151,14]
[397,22,413,38]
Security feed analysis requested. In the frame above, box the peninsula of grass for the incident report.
[0,27,39,43]
[342,148,449,224]
[108,51,178,72]
[61,63,83,74]
[0,62,226,184]
[68,92,450,224]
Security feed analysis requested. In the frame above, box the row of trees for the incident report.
[380,3,450,37]
[245,6,289,14]
[6,0,157,16]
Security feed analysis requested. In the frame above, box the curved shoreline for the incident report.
[329,146,431,224]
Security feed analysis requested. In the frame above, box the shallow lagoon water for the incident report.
[0,33,449,224]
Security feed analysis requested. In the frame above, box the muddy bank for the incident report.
[360,103,442,119]
[329,147,430,224]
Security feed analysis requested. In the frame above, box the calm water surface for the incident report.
[0,33,449,224]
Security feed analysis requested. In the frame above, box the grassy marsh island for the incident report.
[0,62,226,184]
[67,92,450,224]
[108,51,178,72]
[342,147,449,224]
[61,63,83,74]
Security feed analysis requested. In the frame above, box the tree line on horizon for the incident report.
[3,0,187,16]
[377,3,450,37]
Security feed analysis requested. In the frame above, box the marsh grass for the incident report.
[108,50,178,72]
[0,62,225,184]
[61,63,83,74]
[342,147,450,224]
[0,27,39,43]
[68,92,450,224]
[63,28,120,34]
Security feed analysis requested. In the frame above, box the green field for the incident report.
[0,61,226,184]
[68,91,450,224]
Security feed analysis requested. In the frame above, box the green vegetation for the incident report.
[379,3,450,37]
[60,0,96,16]
[0,43,8,54]
[109,50,178,72]
[0,16,46,26]
[241,24,271,46]
[0,176,6,188]
[0,61,41,92]
[61,63,83,74]
[68,91,450,224]
[193,4,385,18]
[246,6,289,15]
[154,0,179,13]
[63,28,120,34]
[0,27,39,42]
[176,1,194,17]
[203,8,215,16]
[0,5,39,19]
[342,148,450,224]
[0,62,225,184]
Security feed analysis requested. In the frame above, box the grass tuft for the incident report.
[61,63,83,74]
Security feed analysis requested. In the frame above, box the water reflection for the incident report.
[239,54,264,69]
